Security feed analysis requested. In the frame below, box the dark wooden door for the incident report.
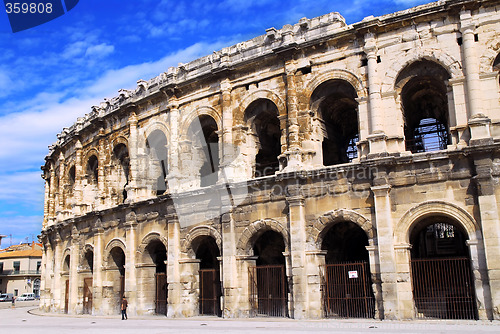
[64,279,69,314]
[199,269,220,316]
[155,273,168,315]
[83,278,93,314]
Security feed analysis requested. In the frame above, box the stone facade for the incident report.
[40,0,500,320]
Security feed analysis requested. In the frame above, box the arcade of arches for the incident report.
[40,1,500,321]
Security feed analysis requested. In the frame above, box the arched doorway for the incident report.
[192,236,221,316]
[410,218,477,319]
[311,80,359,165]
[321,221,375,318]
[250,230,288,317]
[62,254,70,314]
[106,247,125,314]
[112,143,130,203]
[396,60,451,153]
[82,248,94,314]
[144,240,167,315]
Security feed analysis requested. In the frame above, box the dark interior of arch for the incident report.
[321,221,369,264]
[63,255,70,272]
[113,144,130,180]
[410,218,468,259]
[197,115,219,187]
[193,236,220,269]
[494,53,500,85]
[146,240,167,273]
[84,250,94,273]
[86,155,98,183]
[68,166,76,188]
[146,130,168,195]
[397,60,451,153]
[253,230,286,266]
[311,79,359,166]
[244,99,281,177]
[110,247,126,276]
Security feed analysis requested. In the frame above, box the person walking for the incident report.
[121,296,128,320]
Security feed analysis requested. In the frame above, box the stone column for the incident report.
[57,153,65,221]
[364,33,387,155]
[393,243,413,319]
[69,230,81,314]
[126,112,139,202]
[286,193,308,319]
[366,244,383,319]
[236,255,257,317]
[48,164,56,224]
[52,234,63,312]
[39,238,50,311]
[166,217,182,317]
[466,238,491,320]
[371,183,398,319]
[305,250,326,319]
[166,101,182,192]
[42,176,50,228]
[221,212,238,317]
[283,61,302,171]
[92,221,104,315]
[97,131,106,210]
[73,139,84,216]
[460,10,492,143]
[219,79,236,182]
[178,258,200,317]
[473,153,500,319]
[124,212,138,315]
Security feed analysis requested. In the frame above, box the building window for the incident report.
[0,262,3,273]
[14,289,18,296]
[36,261,41,273]
[13,261,20,273]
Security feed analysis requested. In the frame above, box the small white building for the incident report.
[0,242,42,297]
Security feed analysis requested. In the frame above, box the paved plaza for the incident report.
[0,302,499,334]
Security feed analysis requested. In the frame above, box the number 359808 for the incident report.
[5,2,53,14]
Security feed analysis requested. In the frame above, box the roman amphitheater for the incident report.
[39,0,500,321]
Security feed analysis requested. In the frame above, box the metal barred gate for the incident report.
[323,262,375,318]
[411,257,477,319]
[249,265,287,317]
[155,273,168,315]
[199,269,221,316]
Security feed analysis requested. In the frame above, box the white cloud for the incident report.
[0,70,14,98]
[85,43,115,58]
[0,215,42,246]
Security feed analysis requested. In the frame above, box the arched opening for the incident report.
[113,144,130,203]
[144,240,167,315]
[68,166,75,188]
[494,53,500,86]
[321,221,374,318]
[397,60,451,153]
[82,249,93,315]
[311,80,359,166]
[86,155,98,184]
[33,278,41,298]
[192,236,221,316]
[106,247,125,314]
[62,255,70,314]
[146,130,168,195]
[244,99,281,177]
[250,230,287,317]
[409,218,477,319]
[188,115,219,187]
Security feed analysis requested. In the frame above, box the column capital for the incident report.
[371,184,391,197]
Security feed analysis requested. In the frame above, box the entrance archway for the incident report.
[82,248,94,314]
[321,221,375,318]
[144,240,167,315]
[193,236,221,316]
[250,230,288,317]
[106,247,125,314]
[410,218,477,319]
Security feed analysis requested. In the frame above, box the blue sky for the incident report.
[0,0,428,247]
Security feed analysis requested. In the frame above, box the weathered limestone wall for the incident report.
[40,0,500,321]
